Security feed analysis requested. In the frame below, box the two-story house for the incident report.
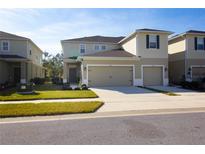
[62,28,172,87]
[168,30,205,84]
[0,31,45,85]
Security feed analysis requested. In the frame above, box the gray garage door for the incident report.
[143,67,163,86]
[88,66,133,87]
[192,67,205,80]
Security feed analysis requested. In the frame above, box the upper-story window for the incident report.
[146,35,160,49]
[1,40,9,51]
[30,50,32,55]
[195,37,205,50]
[94,45,100,51]
[101,45,106,50]
[80,44,86,53]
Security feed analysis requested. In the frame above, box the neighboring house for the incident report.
[168,30,205,84]
[0,31,45,85]
[61,29,172,87]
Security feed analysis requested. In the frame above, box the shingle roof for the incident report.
[83,49,135,57]
[169,30,205,41]
[62,36,125,43]
[136,28,172,33]
[186,30,205,34]
[0,31,28,40]
[0,54,27,59]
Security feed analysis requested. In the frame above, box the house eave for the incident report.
[77,56,139,61]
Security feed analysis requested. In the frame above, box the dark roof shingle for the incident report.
[136,28,171,33]
[186,30,205,34]
[62,36,125,43]
[83,49,135,57]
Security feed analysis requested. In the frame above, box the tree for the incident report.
[42,52,63,78]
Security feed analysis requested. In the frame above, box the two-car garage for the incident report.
[86,65,164,87]
[88,65,133,87]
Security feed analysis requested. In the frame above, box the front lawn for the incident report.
[0,84,98,101]
[0,101,103,118]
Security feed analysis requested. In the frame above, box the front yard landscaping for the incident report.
[0,101,103,118]
[138,86,180,96]
[0,84,98,101]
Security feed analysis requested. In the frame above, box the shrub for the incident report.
[62,83,72,90]
[74,87,81,90]
[52,77,63,85]
[17,83,34,93]
[81,84,89,90]
[181,80,201,90]
[30,78,45,85]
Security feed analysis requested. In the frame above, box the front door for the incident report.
[14,67,21,83]
[69,68,77,83]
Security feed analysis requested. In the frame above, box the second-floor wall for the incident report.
[186,34,205,59]
[168,31,205,60]
[121,30,171,59]
[27,41,43,66]
[62,41,120,58]
[0,39,27,58]
[0,39,43,66]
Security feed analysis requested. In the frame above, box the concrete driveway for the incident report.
[147,86,200,95]
[91,86,205,113]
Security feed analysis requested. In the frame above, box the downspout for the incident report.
[184,35,188,81]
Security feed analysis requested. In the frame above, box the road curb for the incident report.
[1,107,205,124]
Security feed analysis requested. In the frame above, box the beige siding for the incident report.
[169,60,185,84]
[168,37,186,54]
[136,33,168,59]
[136,58,168,79]
[186,34,205,59]
[62,41,120,58]
[28,41,43,66]
[0,40,27,58]
[121,36,136,55]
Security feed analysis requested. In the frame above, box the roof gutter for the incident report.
[77,56,139,61]
[119,30,173,44]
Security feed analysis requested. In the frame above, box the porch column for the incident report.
[63,62,68,83]
[20,62,26,84]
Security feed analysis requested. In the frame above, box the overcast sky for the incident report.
[0,8,205,55]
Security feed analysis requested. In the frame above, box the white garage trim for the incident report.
[86,64,135,86]
[190,65,205,80]
[141,65,167,86]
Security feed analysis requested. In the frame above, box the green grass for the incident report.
[138,86,180,96]
[0,84,98,101]
[0,101,103,118]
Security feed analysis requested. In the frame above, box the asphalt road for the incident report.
[1,112,205,144]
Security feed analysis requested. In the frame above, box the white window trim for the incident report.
[79,44,86,54]
[85,64,135,86]
[1,40,10,51]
